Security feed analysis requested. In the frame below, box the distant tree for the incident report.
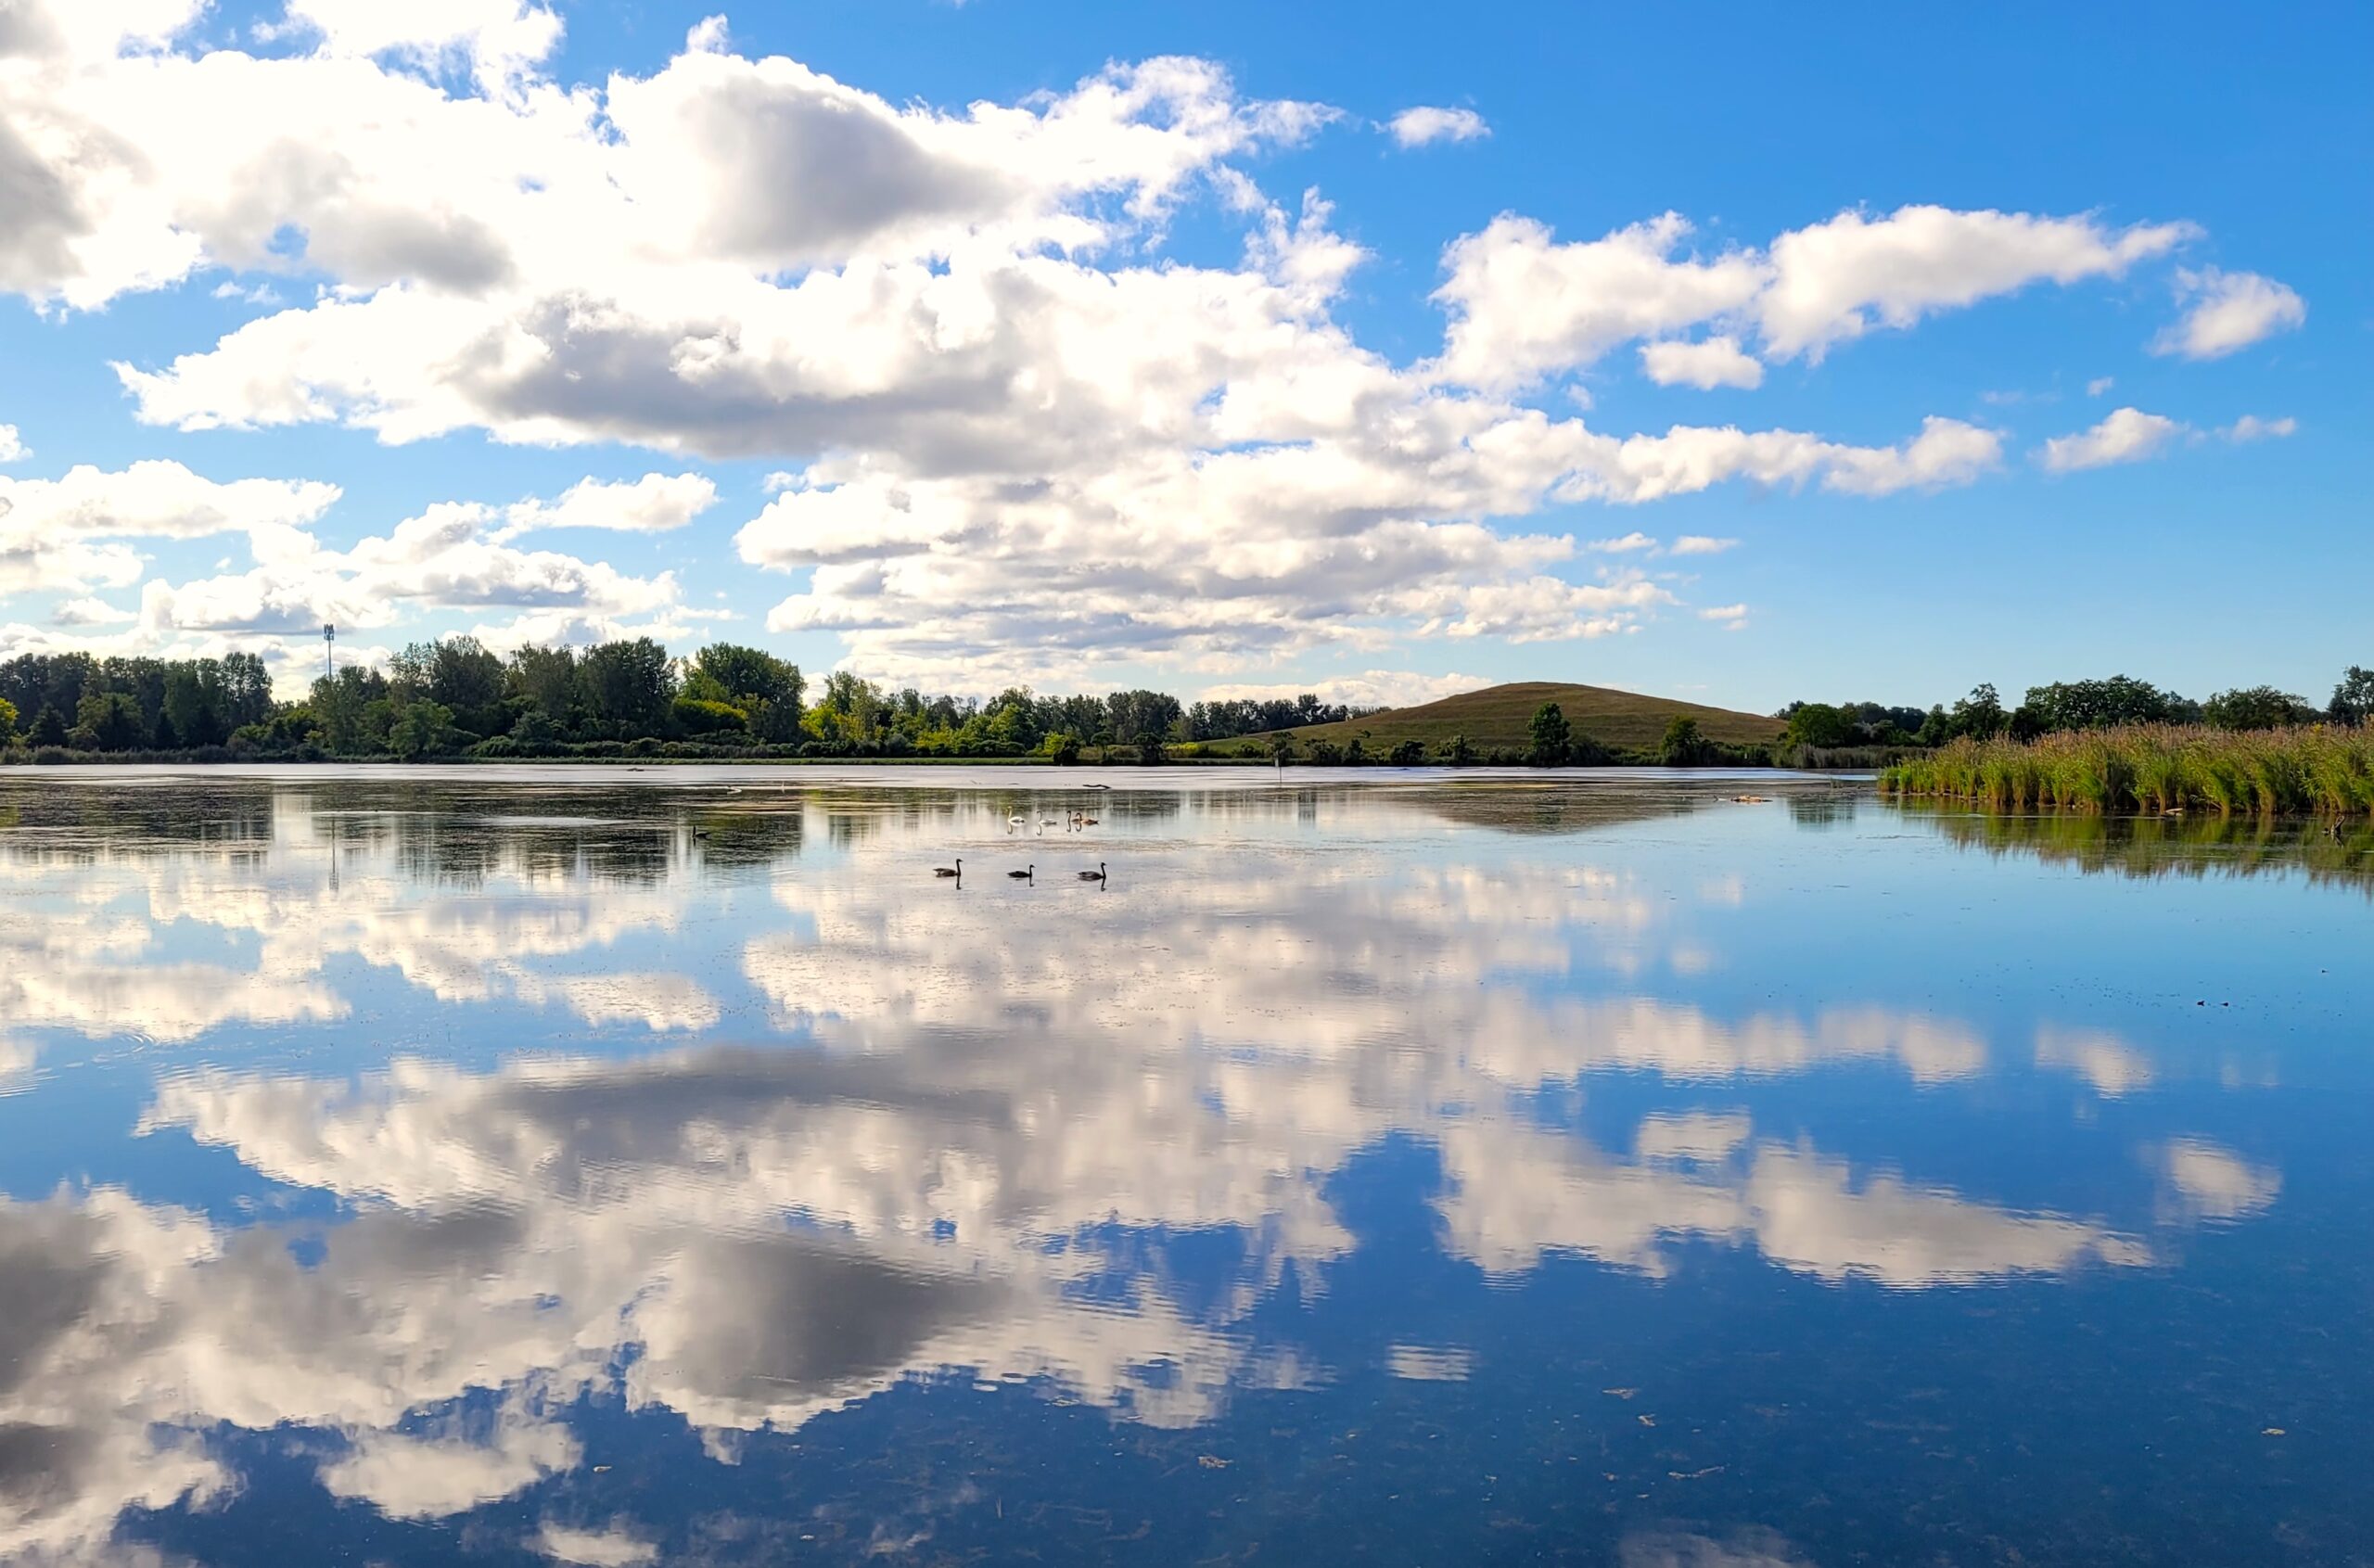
[1134,732,1168,765]
[1047,732,1082,765]
[428,636,508,735]
[1443,733,1474,766]
[1265,732,1296,764]
[1388,739,1424,766]
[1527,702,1572,765]
[1947,683,2010,739]
[1915,705,1952,747]
[0,695,15,745]
[579,638,676,734]
[389,701,459,759]
[30,704,69,746]
[506,644,582,730]
[1307,738,1343,765]
[671,696,748,734]
[511,708,562,748]
[1108,689,1184,745]
[1660,715,1708,765]
[2330,666,2374,725]
[74,690,146,751]
[2202,685,2319,731]
[1782,702,1857,749]
[2022,675,2185,731]
[161,664,223,748]
[691,643,804,740]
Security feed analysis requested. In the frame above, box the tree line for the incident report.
[0,638,1382,761]
[1779,667,2374,751]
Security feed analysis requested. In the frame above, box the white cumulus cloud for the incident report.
[2036,407,2186,473]
[2152,267,2304,360]
[1386,106,1488,147]
[1640,335,1764,389]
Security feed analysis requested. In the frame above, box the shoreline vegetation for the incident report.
[0,641,1792,771]
[1881,724,2374,815]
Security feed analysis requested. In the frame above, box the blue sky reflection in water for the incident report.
[0,771,2368,1566]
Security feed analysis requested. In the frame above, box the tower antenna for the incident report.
[323,623,336,682]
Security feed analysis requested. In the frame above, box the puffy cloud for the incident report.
[495,473,718,539]
[1668,534,1737,555]
[0,461,339,593]
[2223,414,2296,443]
[2036,406,2185,473]
[1434,213,1767,389]
[49,595,135,626]
[2152,267,2304,360]
[1640,334,1763,389]
[0,13,2249,680]
[1386,106,1488,147]
[1755,205,2191,361]
[270,0,565,84]
[1433,205,2192,388]
[1587,531,1660,553]
[1196,669,1489,708]
[0,424,24,462]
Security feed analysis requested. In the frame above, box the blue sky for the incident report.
[0,0,2365,711]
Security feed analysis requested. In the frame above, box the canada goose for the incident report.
[694,829,711,839]
[1079,816,1098,826]
[1078,862,1106,882]
[1007,864,1034,880]
[934,859,963,878]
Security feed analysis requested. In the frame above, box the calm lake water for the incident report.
[1,769,2368,1567]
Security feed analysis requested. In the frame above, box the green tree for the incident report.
[0,695,16,744]
[1265,732,1296,764]
[672,696,747,734]
[2022,675,2186,732]
[1782,702,1857,749]
[312,667,390,753]
[1527,701,1572,764]
[1443,733,1474,766]
[1948,683,2010,739]
[1388,738,1424,766]
[161,665,223,748]
[1135,732,1168,765]
[2202,685,2318,730]
[30,705,69,746]
[691,643,805,740]
[1660,715,1707,765]
[74,690,147,750]
[579,638,676,735]
[1045,732,1082,765]
[506,645,582,730]
[428,636,507,736]
[2329,666,2374,725]
[389,701,459,759]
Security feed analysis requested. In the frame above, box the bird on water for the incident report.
[1078,862,1106,882]
[934,859,963,878]
[1008,865,1034,880]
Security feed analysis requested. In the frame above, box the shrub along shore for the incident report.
[1880,724,2374,815]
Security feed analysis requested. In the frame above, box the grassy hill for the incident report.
[1279,682,1783,757]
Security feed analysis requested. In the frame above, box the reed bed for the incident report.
[1880,723,2374,815]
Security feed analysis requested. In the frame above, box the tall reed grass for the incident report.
[1879,724,2374,815]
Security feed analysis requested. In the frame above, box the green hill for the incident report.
[1280,681,1783,757]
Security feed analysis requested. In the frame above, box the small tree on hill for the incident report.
[1660,715,1708,765]
[1527,702,1572,765]
[1443,733,1474,766]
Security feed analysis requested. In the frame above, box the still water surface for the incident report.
[1,770,2368,1566]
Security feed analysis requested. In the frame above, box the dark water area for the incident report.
[0,769,2368,1567]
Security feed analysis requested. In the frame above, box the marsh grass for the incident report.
[1882,724,2374,815]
